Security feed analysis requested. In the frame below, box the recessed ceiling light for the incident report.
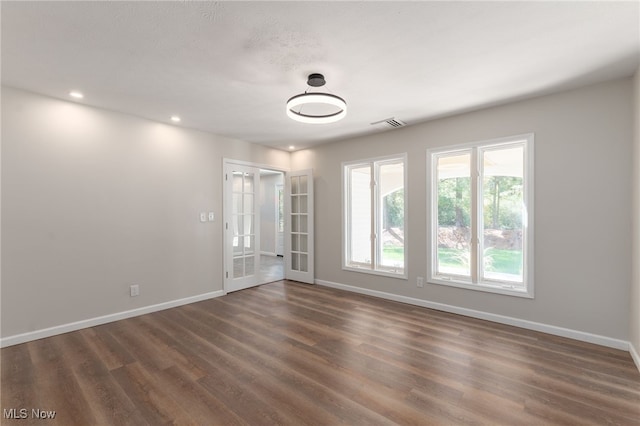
[69,91,84,99]
[170,116,181,123]
[288,145,295,150]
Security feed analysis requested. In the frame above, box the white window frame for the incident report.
[427,134,534,298]
[342,153,408,279]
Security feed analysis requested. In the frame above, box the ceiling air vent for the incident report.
[371,117,407,129]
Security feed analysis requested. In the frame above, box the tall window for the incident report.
[428,134,534,297]
[343,154,407,278]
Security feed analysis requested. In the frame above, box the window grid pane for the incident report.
[348,165,372,266]
[480,145,525,285]
[429,136,532,295]
[378,161,405,273]
[436,153,472,278]
[344,156,406,276]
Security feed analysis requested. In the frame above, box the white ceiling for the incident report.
[2,1,639,151]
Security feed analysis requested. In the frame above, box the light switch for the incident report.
[200,212,207,222]
[208,212,215,221]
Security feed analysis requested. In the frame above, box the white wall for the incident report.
[1,86,289,339]
[293,78,633,342]
[631,68,640,366]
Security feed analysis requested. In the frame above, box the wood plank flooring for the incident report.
[2,280,639,425]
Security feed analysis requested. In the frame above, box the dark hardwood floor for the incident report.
[2,280,639,425]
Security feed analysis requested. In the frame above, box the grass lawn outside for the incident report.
[382,247,404,262]
[438,247,522,275]
[381,247,522,276]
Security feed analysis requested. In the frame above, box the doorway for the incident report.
[223,159,314,293]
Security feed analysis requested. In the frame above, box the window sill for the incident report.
[343,265,407,280]
[428,277,533,298]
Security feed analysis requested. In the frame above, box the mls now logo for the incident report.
[4,408,56,419]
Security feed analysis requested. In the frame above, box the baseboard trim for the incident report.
[0,290,225,348]
[630,342,640,373]
[315,279,630,351]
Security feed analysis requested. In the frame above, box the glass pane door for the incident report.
[232,170,256,279]
[286,170,314,284]
[225,163,260,292]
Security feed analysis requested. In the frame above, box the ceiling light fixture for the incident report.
[170,116,181,123]
[286,73,346,124]
[69,91,84,99]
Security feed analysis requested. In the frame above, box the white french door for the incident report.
[223,162,314,291]
[224,163,260,292]
[285,169,314,284]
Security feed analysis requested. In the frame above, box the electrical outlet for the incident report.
[130,284,139,297]
[417,277,424,288]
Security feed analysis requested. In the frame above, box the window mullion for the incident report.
[370,163,377,270]
[471,148,479,284]
[346,166,353,266]
[477,148,485,284]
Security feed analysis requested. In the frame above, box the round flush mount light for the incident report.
[170,115,181,123]
[69,90,84,99]
[286,73,347,124]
